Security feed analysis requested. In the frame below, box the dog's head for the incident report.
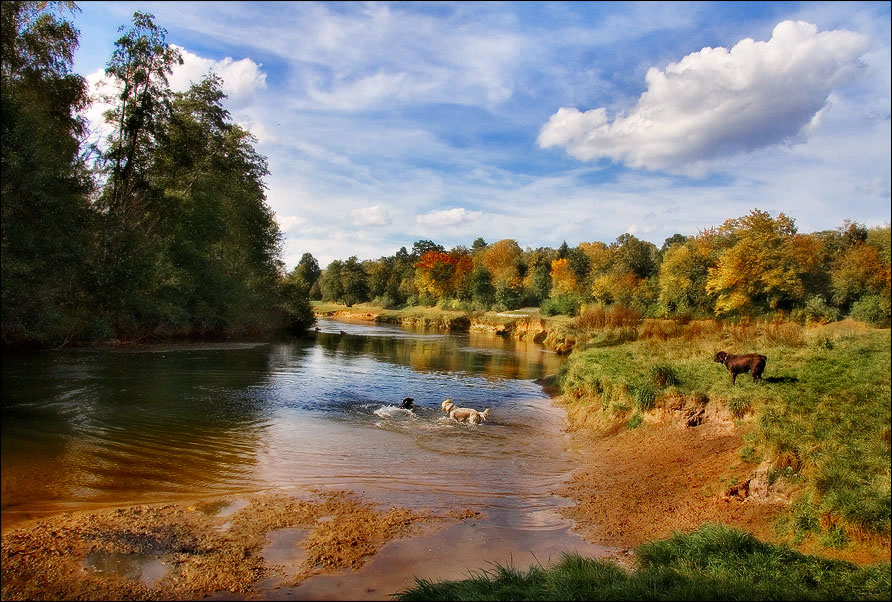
[713,351,728,365]
[441,399,454,412]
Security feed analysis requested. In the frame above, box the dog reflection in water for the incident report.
[441,399,491,424]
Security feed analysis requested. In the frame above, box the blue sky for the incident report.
[72,1,891,268]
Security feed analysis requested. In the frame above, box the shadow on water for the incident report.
[1,345,292,524]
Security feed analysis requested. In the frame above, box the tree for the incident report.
[550,258,578,296]
[612,233,659,280]
[1,1,94,345]
[469,266,495,308]
[411,239,445,261]
[340,256,369,307]
[295,252,321,290]
[321,260,344,303]
[660,233,688,254]
[480,239,522,285]
[706,210,820,316]
[94,11,183,332]
[658,239,714,315]
[147,75,282,336]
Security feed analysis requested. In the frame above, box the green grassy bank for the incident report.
[394,524,890,601]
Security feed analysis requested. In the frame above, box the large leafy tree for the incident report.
[1,1,94,345]
[94,11,183,332]
[149,75,283,335]
[706,210,820,316]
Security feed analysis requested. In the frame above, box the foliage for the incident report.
[1,1,93,346]
[706,210,821,316]
[394,525,891,601]
[541,293,582,317]
[850,294,891,328]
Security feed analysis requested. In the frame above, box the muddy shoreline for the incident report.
[0,491,478,601]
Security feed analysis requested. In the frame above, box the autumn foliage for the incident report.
[316,210,890,326]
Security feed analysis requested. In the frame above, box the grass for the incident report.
[556,319,891,547]
[393,524,891,601]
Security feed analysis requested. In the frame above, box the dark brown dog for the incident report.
[713,351,766,385]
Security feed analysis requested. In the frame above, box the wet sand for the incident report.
[1,487,612,601]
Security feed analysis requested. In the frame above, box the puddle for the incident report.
[261,528,310,580]
[83,550,168,587]
[197,498,250,517]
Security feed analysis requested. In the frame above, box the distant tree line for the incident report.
[2,3,313,347]
[303,212,890,327]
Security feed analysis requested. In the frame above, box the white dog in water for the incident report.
[441,399,491,424]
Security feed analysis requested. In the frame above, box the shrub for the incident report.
[851,294,891,327]
[541,294,582,316]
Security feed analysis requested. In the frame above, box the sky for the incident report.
[71,1,891,269]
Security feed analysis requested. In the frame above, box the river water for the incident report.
[2,318,611,596]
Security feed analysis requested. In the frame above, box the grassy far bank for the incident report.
[394,524,891,601]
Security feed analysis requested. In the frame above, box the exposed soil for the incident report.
[555,396,891,565]
[0,491,471,601]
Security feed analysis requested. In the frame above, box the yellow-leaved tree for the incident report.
[705,210,821,316]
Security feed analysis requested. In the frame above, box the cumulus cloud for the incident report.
[82,48,267,146]
[351,205,392,226]
[169,45,267,108]
[276,215,307,233]
[416,207,483,227]
[538,20,869,171]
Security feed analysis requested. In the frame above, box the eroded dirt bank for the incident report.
[555,397,891,565]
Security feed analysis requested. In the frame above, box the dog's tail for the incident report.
[481,408,491,419]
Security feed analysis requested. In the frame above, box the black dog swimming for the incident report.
[400,397,415,409]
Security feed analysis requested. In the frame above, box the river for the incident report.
[1,318,611,598]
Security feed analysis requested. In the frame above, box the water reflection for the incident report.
[2,321,567,532]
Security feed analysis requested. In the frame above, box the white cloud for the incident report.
[169,45,266,108]
[538,20,869,172]
[416,208,483,227]
[351,205,392,226]
[81,48,268,146]
[276,215,307,233]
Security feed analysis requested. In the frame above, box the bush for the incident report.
[541,294,582,316]
[850,294,891,328]
[797,295,841,325]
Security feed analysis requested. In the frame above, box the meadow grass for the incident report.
[393,524,891,601]
[556,319,891,547]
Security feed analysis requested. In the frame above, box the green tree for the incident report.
[1,1,94,345]
[341,256,369,307]
[94,11,183,333]
[295,252,321,290]
[149,75,282,336]
[321,260,344,302]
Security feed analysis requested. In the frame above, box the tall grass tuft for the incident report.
[650,363,681,388]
